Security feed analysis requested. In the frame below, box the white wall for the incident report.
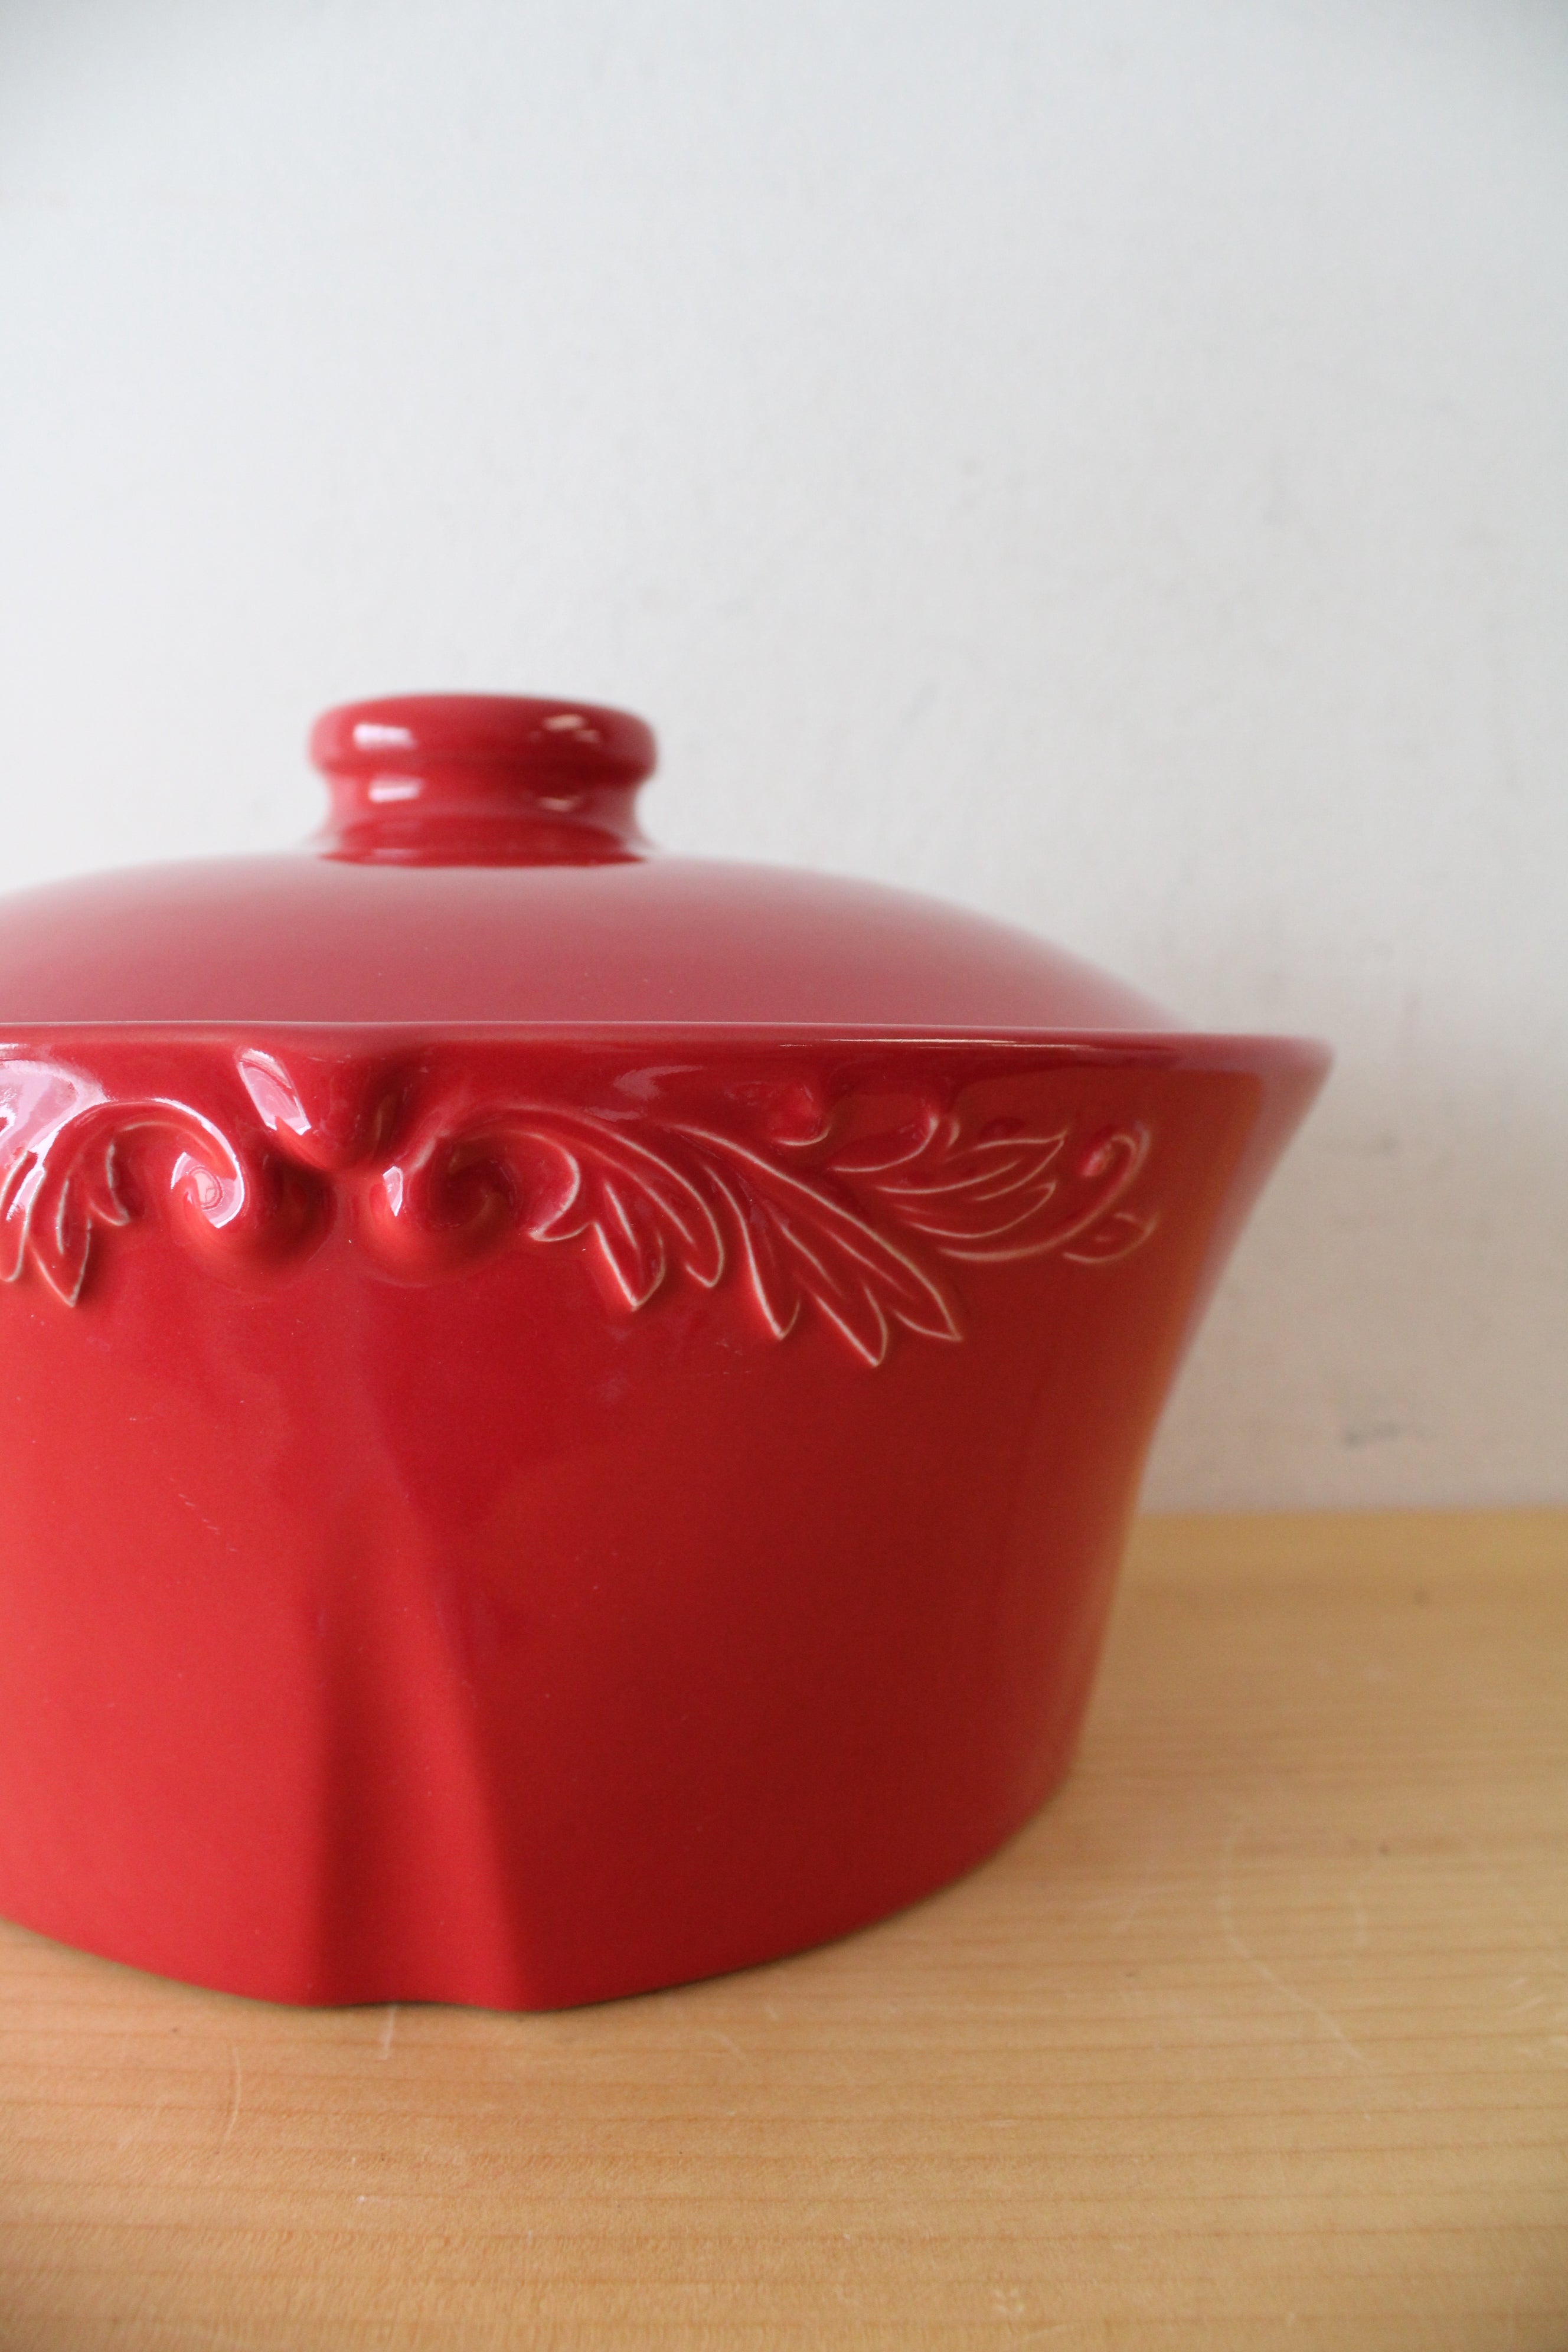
[1,0,1564,1508]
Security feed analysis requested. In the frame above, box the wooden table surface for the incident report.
[1,1508,1564,2351]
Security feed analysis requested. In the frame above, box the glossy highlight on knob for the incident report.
[310,693,656,865]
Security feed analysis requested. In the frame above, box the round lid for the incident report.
[0,694,1177,1030]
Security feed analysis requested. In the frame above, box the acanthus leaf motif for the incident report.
[368,1108,725,1307]
[0,1058,290,1304]
[842,1115,1158,1268]
[0,1065,128,1305]
[503,1113,726,1309]
[674,1125,962,1367]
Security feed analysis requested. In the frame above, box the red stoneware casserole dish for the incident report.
[0,695,1327,2008]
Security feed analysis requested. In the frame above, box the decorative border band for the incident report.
[0,1048,1158,1365]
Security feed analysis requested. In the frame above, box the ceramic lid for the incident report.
[0,694,1177,1030]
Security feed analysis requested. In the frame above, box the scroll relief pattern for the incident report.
[0,1051,1158,1366]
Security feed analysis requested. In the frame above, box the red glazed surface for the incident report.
[0,694,1174,1029]
[0,698,1327,2008]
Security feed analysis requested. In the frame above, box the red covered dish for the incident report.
[0,695,1326,2008]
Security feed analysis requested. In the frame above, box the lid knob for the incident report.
[309,694,656,865]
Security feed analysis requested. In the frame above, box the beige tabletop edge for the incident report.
[2,1507,1565,2352]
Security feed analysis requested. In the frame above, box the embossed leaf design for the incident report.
[841,1119,1071,1252]
[0,1061,272,1303]
[846,1116,1157,1266]
[675,1125,962,1367]
[508,1116,725,1309]
[377,1106,968,1364]
[374,1109,725,1306]
[1,1050,1159,1353]
[0,1067,129,1305]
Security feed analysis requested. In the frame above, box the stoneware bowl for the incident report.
[0,695,1327,2008]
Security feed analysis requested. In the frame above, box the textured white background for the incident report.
[1,0,1564,1507]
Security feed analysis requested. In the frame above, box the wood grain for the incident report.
[1,1510,1564,2351]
